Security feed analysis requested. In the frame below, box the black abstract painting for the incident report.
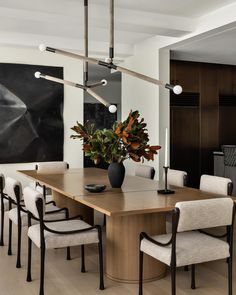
[0,63,64,163]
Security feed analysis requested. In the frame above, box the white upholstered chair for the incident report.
[36,161,69,200]
[23,186,104,295]
[200,174,233,196]
[0,173,9,246]
[135,165,155,180]
[36,161,69,174]
[139,198,235,295]
[167,174,232,234]
[30,161,69,202]
[167,169,188,187]
[5,177,68,268]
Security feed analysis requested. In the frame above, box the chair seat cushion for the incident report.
[8,205,66,226]
[28,219,99,249]
[140,231,229,267]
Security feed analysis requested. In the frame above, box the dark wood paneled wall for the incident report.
[170,60,236,187]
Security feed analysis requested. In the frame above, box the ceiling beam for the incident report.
[0,4,196,38]
[0,30,133,58]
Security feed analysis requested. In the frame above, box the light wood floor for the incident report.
[0,216,236,295]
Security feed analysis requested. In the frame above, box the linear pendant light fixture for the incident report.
[35,0,182,113]
[35,0,117,113]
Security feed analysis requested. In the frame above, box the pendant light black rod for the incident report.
[109,0,114,61]
[87,80,107,88]
[84,0,88,84]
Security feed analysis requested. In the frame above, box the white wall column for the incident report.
[121,37,160,179]
[159,49,171,179]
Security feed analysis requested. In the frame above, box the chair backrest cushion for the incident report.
[23,187,45,219]
[167,169,187,187]
[200,174,232,195]
[135,165,155,179]
[176,198,234,232]
[5,177,23,202]
[36,161,68,174]
[0,173,5,190]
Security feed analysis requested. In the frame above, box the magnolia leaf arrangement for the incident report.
[71,110,161,164]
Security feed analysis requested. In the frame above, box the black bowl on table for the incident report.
[84,184,106,193]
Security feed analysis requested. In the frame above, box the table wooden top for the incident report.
[75,186,231,216]
[18,168,159,198]
[18,168,233,217]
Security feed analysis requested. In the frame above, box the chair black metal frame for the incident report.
[227,182,233,196]
[26,197,104,295]
[0,175,8,246]
[183,174,188,187]
[7,184,69,268]
[139,204,236,295]
[150,168,155,180]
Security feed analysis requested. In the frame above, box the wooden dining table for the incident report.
[18,168,231,284]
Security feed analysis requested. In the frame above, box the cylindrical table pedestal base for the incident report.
[106,212,167,283]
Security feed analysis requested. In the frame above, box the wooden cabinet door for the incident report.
[218,65,234,95]
[170,104,200,188]
[171,60,200,92]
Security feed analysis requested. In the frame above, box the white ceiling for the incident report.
[0,0,236,57]
[86,0,236,17]
[171,23,236,65]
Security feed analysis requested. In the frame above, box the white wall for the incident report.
[121,36,177,179]
[121,37,160,179]
[0,46,84,186]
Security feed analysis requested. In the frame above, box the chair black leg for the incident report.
[139,250,144,295]
[27,238,32,282]
[171,265,176,295]
[191,264,196,289]
[66,247,71,260]
[81,245,86,273]
[228,257,232,295]
[0,208,4,246]
[8,219,12,255]
[227,233,230,264]
[39,244,46,295]
[16,222,22,268]
[103,215,106,227]
[98,228,104,290]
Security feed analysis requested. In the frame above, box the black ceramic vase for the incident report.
[108,162,125,188]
